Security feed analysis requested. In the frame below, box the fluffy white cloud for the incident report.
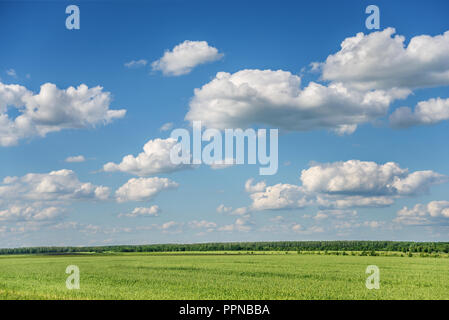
[218,216,252,232]
[119,205,160,218]
[0,82,126,146]
[104,138,191,176]
[216,204,248,216]
[231,207,249,216]
[0,82,30,113]
[185,29,449,134]
[0,205,63,222]
[390,97,449,128]
[248,183,309,211]
[395,201,449,225]
[246,180,392,212]
[245,178,267,193]
[185,69,408,134]
[65,155,86,163]
[0,169,110,202]
[0,169,110,226]
[124,59,148,68]
[319,28,449,90]
[115,177,178,202]
[300,160,447,196]
[103,138,191,176]
[244,160,447,212]
[160,221,183,233]
[151,40,223,76]
[161,221,177,229]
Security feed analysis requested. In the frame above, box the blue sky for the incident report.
[1,0,449,247]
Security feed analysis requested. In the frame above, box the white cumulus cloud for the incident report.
[0,170,110,226]
[249,183,310,211]
[185,69,408,134]
[115,177,178,202]
[103,137,191,176]
[319,28,449,90]
[0,205,64,222]
[119,205,161,218]
[151,40,223,76]
[218,216,252,232]
[390,97,449,128]
[0,82,126,146]
[243,160,447,212]
[245,178,267,193]
[0,169,110,202]
[395,201,449,225]
[300,160,446,196]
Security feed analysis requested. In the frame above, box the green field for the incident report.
[0,252,448,300]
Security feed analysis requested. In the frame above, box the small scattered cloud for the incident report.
[6,69,17,78]
[314,209,357,220]
[231,207,249,216]
[291,224,324,234]
[216,204,232,213]
[218,216,252,232]
[188,220,217,231]
[65,155,86,163]
[245,178,266,193]
[159,122,174,132]
[119,205,160,218]
[0,205,64,223]
[216,204,249,216]
[151,40,223,76]
[160,221,183,234]
[124,59,148,68]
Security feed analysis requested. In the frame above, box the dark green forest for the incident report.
[1,241,449,255]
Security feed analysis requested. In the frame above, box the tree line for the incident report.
[1,241,449,255]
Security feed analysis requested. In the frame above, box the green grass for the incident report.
[0,253,448,299]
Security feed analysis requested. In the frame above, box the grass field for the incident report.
[0,252,448,299]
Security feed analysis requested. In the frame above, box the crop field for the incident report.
[0,252,448,300]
